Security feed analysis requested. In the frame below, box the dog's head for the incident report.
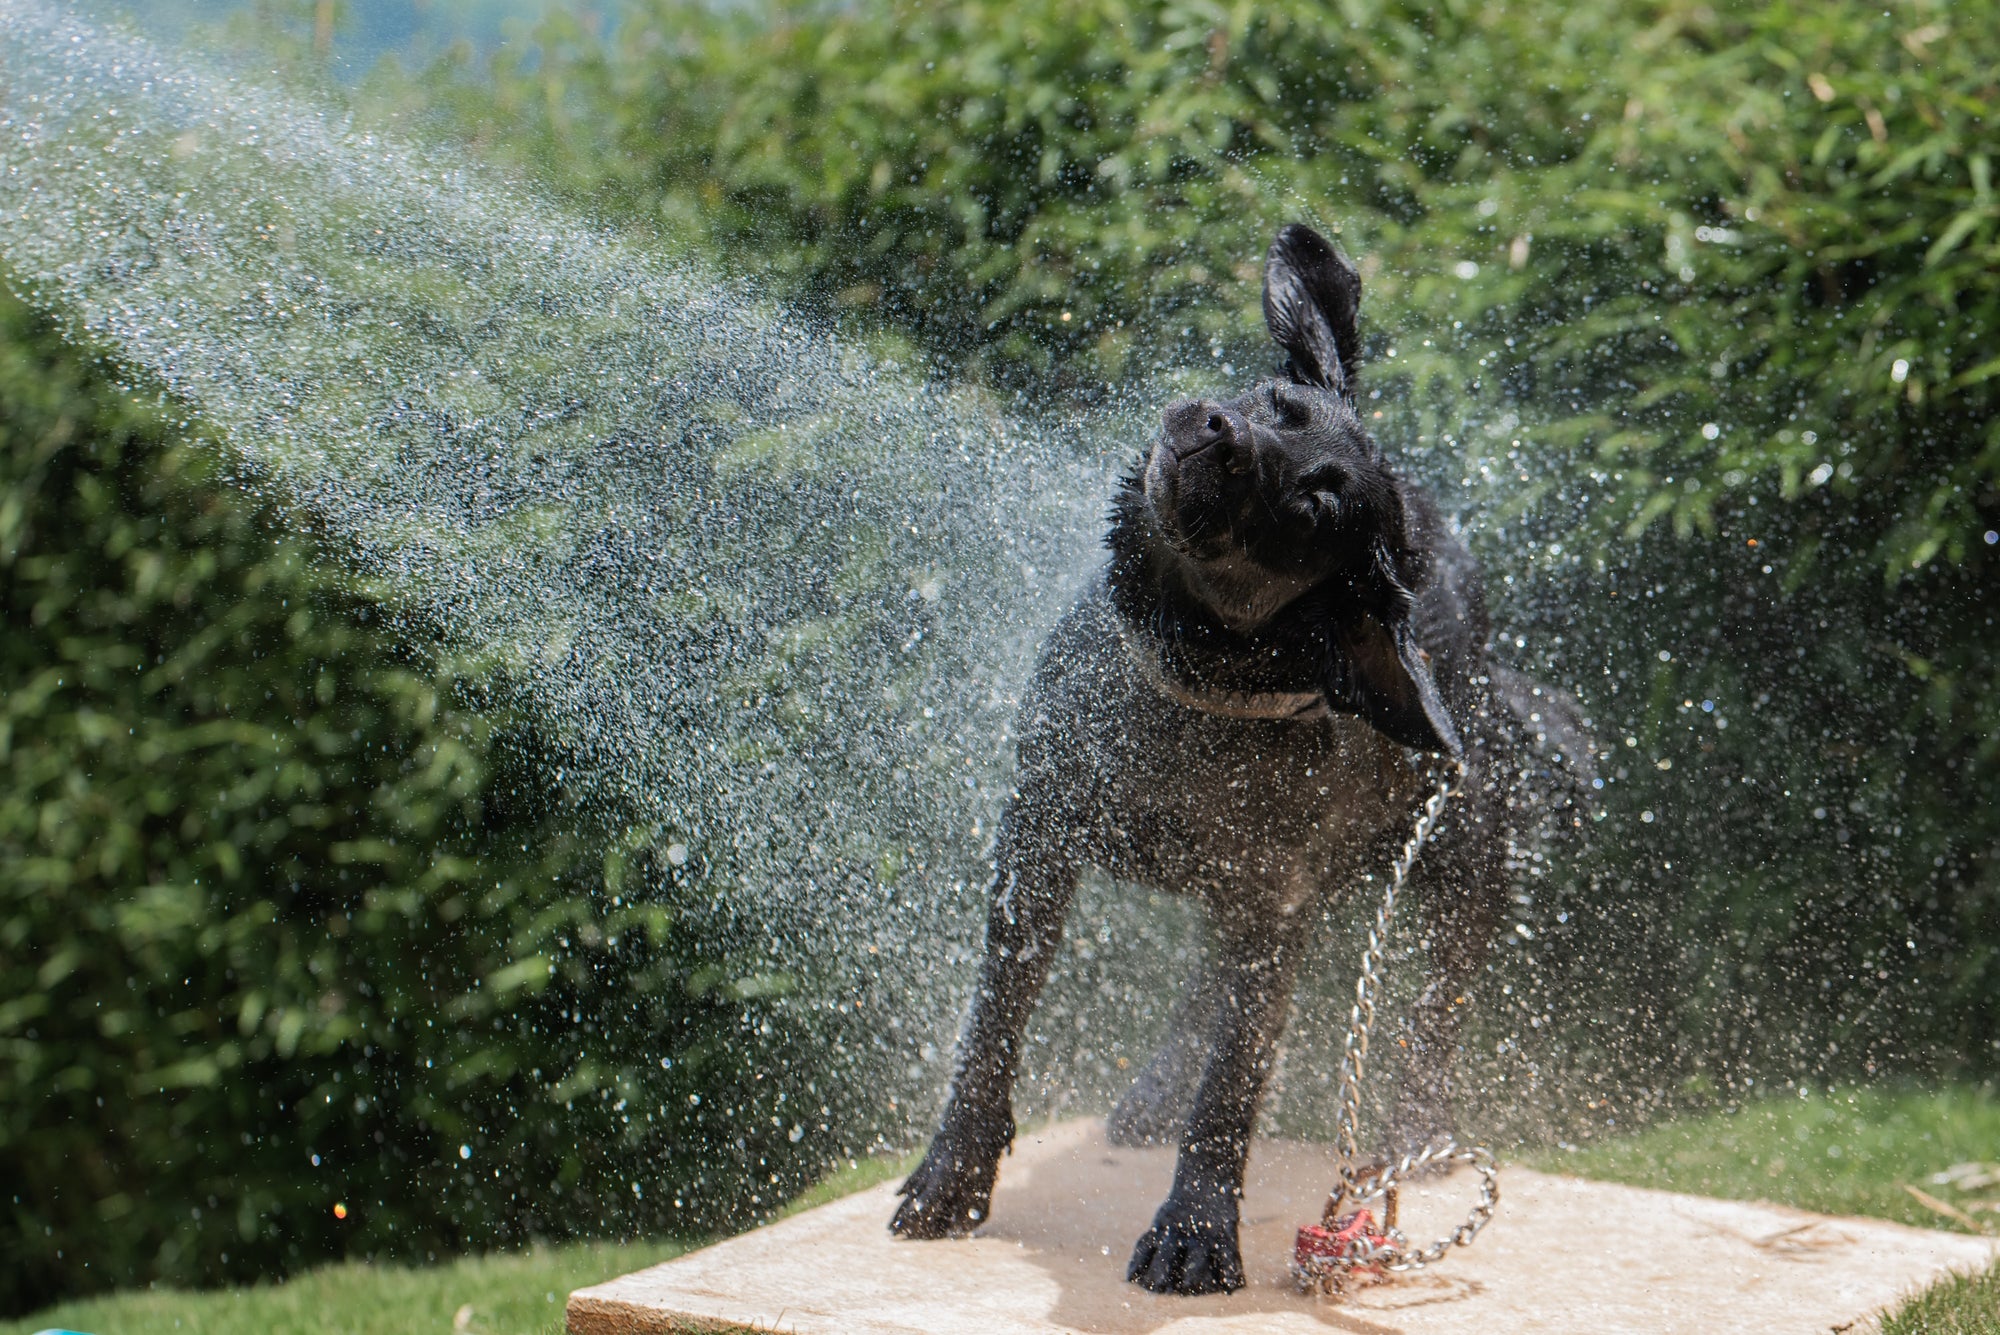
[1141,224,1391,589]
[1129,223,1460,756]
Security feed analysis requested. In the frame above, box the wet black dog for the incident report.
[890,223,1583,1295]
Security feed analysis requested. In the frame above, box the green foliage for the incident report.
[431,0,2000,563]
[2,1091,1992,1335]
[0,285,821,1314]
[8,0,1998,1311]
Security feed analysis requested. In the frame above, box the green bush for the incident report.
[436,0,1998,559]
[0,285,823,1315]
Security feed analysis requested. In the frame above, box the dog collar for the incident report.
[1120,626,1332,722]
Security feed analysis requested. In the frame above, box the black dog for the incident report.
[890,223,1582,1295]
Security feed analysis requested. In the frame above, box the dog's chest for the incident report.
[1020,581,1432,899]
[1100,707,1420,859]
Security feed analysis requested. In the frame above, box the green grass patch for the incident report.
[0,1240,695,1335]
[1530,1083,2000,1233]
[12,1100,1994,1334]
[1879,1259,2000,1335]
[1538,1085,2000,1335]
[0,1152,924,1335]
[771,1148,919,1220]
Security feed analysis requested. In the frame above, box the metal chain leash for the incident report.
[1294,757,1502,1297]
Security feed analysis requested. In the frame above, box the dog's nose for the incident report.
[1163,400,1248,464]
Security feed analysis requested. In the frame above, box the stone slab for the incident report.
[568,1119,1998,1335]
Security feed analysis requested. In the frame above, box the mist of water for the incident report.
[1,3,1182,1123]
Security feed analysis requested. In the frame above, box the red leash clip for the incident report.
[1295,1208,1393,1273]
[1293,1177,1400,1295]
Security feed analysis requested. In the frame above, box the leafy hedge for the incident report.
[0,287,821,1315]
[432,0,1997,566]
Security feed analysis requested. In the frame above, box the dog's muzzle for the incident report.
[1162,399,1252,469]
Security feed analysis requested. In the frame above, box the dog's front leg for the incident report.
[891,815,1078,1238]
[1127,922,1303,1295]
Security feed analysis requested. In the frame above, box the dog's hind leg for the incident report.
[1392,764,1507,1155]
[1106,962,1224,1147]
[1127,920,1305,1295]
[891,804,1079,1239]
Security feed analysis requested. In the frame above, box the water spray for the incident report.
[0,2,1141,1132]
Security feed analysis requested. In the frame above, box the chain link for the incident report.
[1295,757,1502,1296]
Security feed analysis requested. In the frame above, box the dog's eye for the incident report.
[1271,383,1313,425]
[1312,490,1342,521]
[1305,465,1347,494]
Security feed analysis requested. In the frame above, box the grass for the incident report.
[1525,1082,2000,1232]
[1879,1261,2000,1335]
[0,1240,693,1335]
[9,1096,1995,1334]
[0,1156,915,1335]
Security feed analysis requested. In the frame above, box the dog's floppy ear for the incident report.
[1263,223,1362,397]
[1327,615,1462,756]
[1321,548,1462,756]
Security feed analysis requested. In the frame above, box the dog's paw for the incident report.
[1125,1197,1244,1295]
[889,1119,1012,1239]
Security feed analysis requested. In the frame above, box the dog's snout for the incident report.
[1162,398,1210,442]
[1163,399,1250,464]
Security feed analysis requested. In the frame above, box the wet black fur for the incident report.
[890,223,1586,1295]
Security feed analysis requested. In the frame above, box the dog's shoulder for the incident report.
[1020,576,1148,719]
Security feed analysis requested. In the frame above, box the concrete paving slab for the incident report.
[568,1119,1998,1334]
